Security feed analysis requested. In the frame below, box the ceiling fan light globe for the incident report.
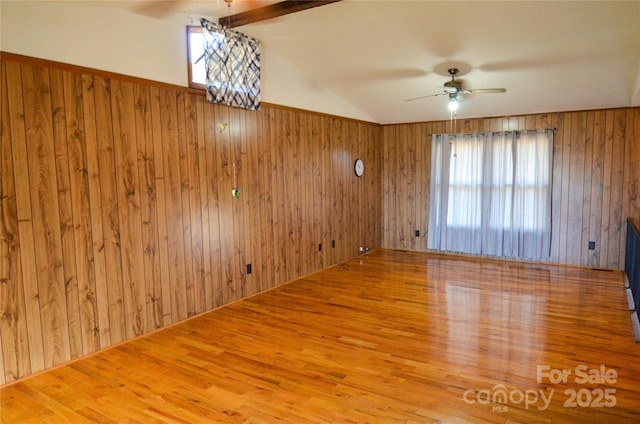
[448,99,459,112]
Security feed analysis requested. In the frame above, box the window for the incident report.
[187,22,261,110]
[427,129,553,260]
[187,26,206,90]
[198,19,261,110]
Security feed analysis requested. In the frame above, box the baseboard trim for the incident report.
[631,311,640,343]
[626,288,636,311]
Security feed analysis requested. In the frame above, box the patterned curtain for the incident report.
[200,18,260,110]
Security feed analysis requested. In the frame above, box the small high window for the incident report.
[187,26,206,90]
[186,22,261,110]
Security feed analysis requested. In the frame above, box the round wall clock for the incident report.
[354,158,364,177]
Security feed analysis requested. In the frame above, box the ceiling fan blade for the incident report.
[404,93,446,102]
[468,88,507,94]
[134,0,182,18]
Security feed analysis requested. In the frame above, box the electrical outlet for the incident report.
[332,240,335,248]
[318,243,322,252]
[588,241,596,250]
[246,264,252,274]
[415,230,420,237]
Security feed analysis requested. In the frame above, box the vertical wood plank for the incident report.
[183,93,206,314]
[319,115,328,267]
[416,124,430,250]
[382,126,396,248]
[202,99,223,307]
[342,120,355,257]
[49,68,83,360]
[322,116,335,265]
[607,109,626,268]
[1,60,32,383]
[406,124,417,250]
[110,79,147,338]
[620,108,640,237]
[193,94,212,310]
[382,125,390,248]
[159,89,187,322]
[0,333,4,385]
[21,63,71,368]
[243,108,262,295]
[599,110,614,268]
[370,123,382,248]
[621,108,639,264]
[148,86,172,326]
[588,111,605,267]
[269,108,286,282]
[81,75,111,348]
[257,108,274,290]
[540,113,560,264]
[356,123,366,252]
[580,112,594,267]
[8,62,48,375]
[362,122,373,250]
[174,93,195,317]
[557,113,571,264]
[330,118,344,261]
[564,112,586,266]
[133,84,163,330]
[299,113,312,276]
[93,76,126,345]
[62,70,100,356]
[397,125,408,249]
[215,104,235,302]
[287,110,303,278]
[339,118,350,260]
[230,106,246,299]
[240,107,253,294]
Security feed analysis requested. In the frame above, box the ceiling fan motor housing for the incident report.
[444,80,462,94]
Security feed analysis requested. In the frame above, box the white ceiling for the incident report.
[72,1,640,124]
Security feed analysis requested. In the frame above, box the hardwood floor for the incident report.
[1,249,639,423]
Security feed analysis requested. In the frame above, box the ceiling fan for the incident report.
[406,68,507,109]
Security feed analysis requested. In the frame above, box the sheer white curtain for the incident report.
[427,129,553,260]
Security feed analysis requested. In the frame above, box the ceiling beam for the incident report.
[222,0,342,28]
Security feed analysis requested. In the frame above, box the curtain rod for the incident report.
[426,128,557,136]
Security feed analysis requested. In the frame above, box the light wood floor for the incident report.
[2,249,639,423]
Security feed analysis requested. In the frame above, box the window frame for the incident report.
[427,130,554,259]
[187,25,206,91]
[445,133,551,232]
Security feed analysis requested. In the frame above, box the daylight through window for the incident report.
[427,129,553,260]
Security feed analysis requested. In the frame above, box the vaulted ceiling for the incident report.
[41,1,640,124]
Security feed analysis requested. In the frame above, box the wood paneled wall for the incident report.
[2,51,638,385]
[0,54,381,384]
[382,110,640,269]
